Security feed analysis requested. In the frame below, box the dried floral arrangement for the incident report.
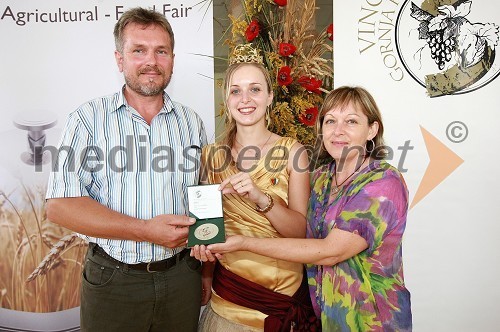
[223,0,334,148]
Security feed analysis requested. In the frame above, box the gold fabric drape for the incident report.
[201,137,304,329]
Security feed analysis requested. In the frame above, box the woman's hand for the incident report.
[190,235,248,261]
[218,172,269,208]
[190,244,217,263]
[206,235,246,256]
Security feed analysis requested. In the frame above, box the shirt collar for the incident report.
[110,85,176,115]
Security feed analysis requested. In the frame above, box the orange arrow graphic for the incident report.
[410,126,464,209]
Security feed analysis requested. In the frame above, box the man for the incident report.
[46,7,207,331]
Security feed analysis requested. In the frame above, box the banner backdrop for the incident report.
[335,0,499,331]
[0,0,213,330]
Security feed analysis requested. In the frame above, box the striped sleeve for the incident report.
[46,111,93,199]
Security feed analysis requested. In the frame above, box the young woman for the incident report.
[194,59,316,331]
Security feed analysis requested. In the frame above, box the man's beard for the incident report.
[124,67,171,97]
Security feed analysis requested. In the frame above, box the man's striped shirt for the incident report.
[46,88,207,263]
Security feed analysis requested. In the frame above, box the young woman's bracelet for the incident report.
[255,192,274,213]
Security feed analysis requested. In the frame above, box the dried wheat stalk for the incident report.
[16,220,24,247]
[26,233,78,282]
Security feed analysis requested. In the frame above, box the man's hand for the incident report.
[144,215,195,248]
[200,262,214,305]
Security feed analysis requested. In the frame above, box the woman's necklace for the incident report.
[331,156,368,195]
[234,132,273,158]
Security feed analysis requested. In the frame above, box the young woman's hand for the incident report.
[190,244,217,262]
[218,172,269,208]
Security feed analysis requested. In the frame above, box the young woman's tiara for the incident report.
[228,44,264,65]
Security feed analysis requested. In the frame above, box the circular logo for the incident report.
[194,223,219,241]
[395,0,500,96]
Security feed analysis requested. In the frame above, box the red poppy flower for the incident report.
[274,0,287,6]
[245,19,260,42]
[300,107,318,126]
[278,43,297,57]
[327,23,333,41]
[277,66,293,86]
[298,76,322,93]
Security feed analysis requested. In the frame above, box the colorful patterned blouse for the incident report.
[306,160,412,331]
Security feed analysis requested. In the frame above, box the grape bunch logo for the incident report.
[396,0,500,97]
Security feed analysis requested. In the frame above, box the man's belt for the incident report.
[92,244,189,273]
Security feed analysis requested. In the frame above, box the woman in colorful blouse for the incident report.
[198,86,412,331]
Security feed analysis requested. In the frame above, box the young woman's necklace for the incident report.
[331,156,368,194]
[234,132,273,158]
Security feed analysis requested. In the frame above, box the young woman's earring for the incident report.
[266,106,271,128]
